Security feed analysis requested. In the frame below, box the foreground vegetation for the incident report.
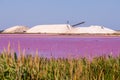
[0,50,120,80]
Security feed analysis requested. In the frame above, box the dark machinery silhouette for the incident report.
[72,21,85,27]
[0,30,4,33]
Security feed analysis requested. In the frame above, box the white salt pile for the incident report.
[26,24,72,33]
[3,26,29,33]
[26,25,116,34]
[68,25,116,34]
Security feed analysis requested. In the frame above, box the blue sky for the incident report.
[0,0,120,30]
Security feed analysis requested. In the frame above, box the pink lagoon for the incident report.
[0,34,120,58]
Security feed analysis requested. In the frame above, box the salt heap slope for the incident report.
[68,26,116,34]
[3,26,29,33]
[27,24,72,33]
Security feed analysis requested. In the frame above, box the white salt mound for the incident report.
[68,25,116,34]
[3,26,29,33]
[26,24,116,34]
[26,24,72,33]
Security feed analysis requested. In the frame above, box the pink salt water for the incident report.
[0,34,120,58]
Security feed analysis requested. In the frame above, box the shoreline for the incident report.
[0,33,120,38]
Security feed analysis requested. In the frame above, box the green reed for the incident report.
[0,50,120,80]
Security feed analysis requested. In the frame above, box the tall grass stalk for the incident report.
[0,49,120,79]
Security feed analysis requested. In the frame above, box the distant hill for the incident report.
[2,26,29,33]
[115,30,120,32]
[0,30,4,33]
[117,30,120,32]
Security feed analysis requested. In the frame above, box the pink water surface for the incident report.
[0,34,120,58]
